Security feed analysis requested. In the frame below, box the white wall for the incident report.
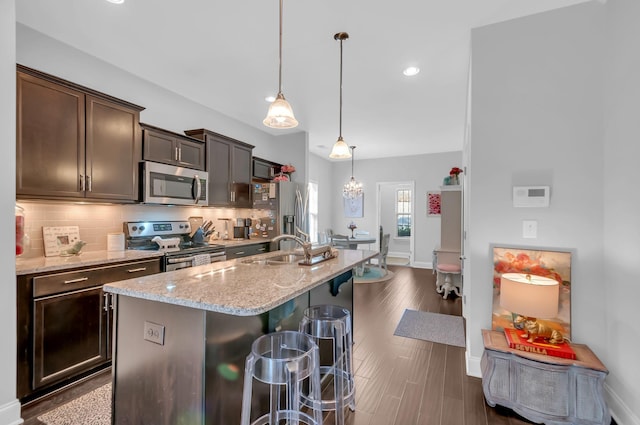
[330,152,461,266]
[469,2,639,424]
[1,1,22,423]
[603,1,640,423]
[308,153,334,240]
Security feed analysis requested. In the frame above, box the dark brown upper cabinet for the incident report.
[252,156,283,181]
[16,65,144,202]
[141,123,206,171]
[184,129,254,208]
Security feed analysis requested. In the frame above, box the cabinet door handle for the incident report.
[127,267,147,273]
[257,248,266,252]
[64,277,89,284]
[193,175,202,204]
[231,191,235,202]
[178,147,182,162]
[175,146,179,161]
[110,293,115,310]
[87,175,92,192]
[80,174,85,191]
[234,251,245,255]
[104,293,109,312]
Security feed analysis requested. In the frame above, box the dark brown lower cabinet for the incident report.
[32,286,108,390]
[17,258,161,403]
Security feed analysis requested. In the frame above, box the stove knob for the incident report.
[131,226,138,231]
[179,224,185,229]
[139,226,145,232]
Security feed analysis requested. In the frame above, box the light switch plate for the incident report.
[522,220,538,239]
[144,321,165,345]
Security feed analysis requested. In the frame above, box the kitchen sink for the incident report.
[241,253,306,266]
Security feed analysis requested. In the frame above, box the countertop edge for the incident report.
[105,249,377,316]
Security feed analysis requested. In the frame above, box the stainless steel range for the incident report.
[124,220,226,271]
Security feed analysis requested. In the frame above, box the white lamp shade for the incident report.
[500,273,559,319]
[263,94,298,129]
[329,137,351,159]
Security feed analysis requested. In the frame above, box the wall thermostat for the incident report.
[513,186,550,208]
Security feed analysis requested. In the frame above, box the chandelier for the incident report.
[343,146,363,199]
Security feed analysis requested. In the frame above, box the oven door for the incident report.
[142,161,208,206]
[165,251,227,271]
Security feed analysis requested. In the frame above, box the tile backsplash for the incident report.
[17,202,256,258]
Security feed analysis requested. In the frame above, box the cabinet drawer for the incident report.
[33,259,161,298]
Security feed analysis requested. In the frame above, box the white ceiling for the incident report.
[16,0,591,160]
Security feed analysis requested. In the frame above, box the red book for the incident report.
[504,327,576,360]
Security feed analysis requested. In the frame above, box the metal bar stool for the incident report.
[241,331,323,425]
[299,305,355,425]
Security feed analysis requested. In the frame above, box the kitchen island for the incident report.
[103,248,376,425]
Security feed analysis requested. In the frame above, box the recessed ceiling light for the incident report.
[403,66,420,77]
[265,96,276,103]
[106,0,125,3]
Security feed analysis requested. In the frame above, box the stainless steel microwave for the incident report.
[141,161,208,206]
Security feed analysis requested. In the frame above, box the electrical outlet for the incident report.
[522,220,538,239]
[144,321,165,345]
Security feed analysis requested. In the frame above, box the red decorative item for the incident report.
[503,327,576,360]
[449,167,462,176]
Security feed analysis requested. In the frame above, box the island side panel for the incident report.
[113,296,206,425]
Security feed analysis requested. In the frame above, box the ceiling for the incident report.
[16,0,591,161]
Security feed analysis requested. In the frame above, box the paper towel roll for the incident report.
[107,232,125,251]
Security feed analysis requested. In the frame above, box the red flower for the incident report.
[450,167,463,176]
[281,164,296,173]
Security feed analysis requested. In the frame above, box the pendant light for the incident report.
[329,32,351,159]
[343,146,363,199]
[263,0,298,129]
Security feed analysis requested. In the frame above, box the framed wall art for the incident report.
[427,191,441,216]
[43,226,81,257]
[491,244,573,339]
[344,195,364,218]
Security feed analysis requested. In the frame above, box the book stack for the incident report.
[504,327,576,360]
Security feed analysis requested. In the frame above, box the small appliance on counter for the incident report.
[233,218,252,240]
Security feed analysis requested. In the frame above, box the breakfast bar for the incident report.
[103,248,375,425]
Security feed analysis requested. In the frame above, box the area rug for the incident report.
[38,382,111,425]
[353,266,395,283]
[393,309,466,347]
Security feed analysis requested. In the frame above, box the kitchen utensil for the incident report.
[188,216,204,237]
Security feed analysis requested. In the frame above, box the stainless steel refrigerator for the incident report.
[252,181,301,248]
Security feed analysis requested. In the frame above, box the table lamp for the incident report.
[500,273,564,344]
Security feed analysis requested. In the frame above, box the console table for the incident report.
[481,329,610,425]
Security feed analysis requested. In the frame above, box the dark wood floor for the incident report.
[22,265,542,425]
[336,265,535,425]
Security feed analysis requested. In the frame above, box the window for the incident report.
[396,189,411,237]
[308,181,319,243]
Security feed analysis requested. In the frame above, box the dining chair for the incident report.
[330,233,352,249]
[378,234,390,273]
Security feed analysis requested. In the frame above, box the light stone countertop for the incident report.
[16,250,164,276]
[104,249,377,316]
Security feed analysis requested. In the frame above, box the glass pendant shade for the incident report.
[264,0,298,129]
[329,137,351,159]
[263,93,298,128]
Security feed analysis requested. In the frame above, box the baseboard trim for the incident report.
[605,382,640,425]
[0,399,24,425]
[412,261,432,269]
[466,352,482,378]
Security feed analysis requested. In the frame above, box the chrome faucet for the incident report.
[272,234,313,263]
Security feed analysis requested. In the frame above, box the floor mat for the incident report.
[353,266,395,283]
[393,309,465,347]
[38,383,111,425]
